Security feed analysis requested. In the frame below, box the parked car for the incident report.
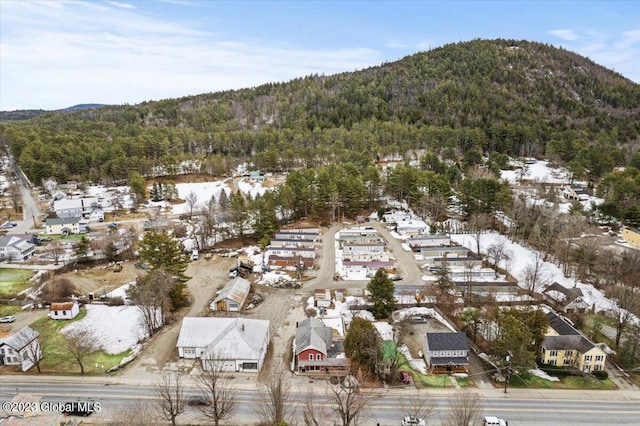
[483,416,508,426]
[402,416,425,426]
[0,315,16,323]
[61,401,98,416]
[400,371,411,384]
[188,395,210,406]
[191,250,199,261]
[390,274,403,281]
[409,316,427,324]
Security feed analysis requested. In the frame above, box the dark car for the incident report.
[188,395,210,406]
[61,401,98,416]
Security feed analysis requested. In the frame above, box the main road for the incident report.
[1,376,639,425]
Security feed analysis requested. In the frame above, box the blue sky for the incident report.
[1,0,639,111]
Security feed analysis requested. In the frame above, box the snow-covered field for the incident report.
[61,305,147,355]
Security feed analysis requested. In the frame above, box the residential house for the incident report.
[7,233,42,246]
[269,238,317,248]
[267,255,314,270]
[0,327,41,371]
[342,260,395,278]
[267,246,316,259]
[543,282,589,314]
[342,242,386,256]
[453,280,518,295]
[540,311,607,373]
[176,317,270,372]
[430,256,484,268]
[338,228,383,245]
[423,332,469,374]
[294,317,349,375]
[249,170,264,182]
[0,236,36,261]
[560,184,590,201]
[408,234,451,249]
[210,277,251,312]
[314,289,332,308]
[45,217,85,235]
[48,302,80,320]
[53,197,100,219]
[396,219,429,236]
[415,245,470,258]
[276,228,320,239]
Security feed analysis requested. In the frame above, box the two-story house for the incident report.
[423,332,469,374]
[294,317,349,375]
[0,236,36,261]
[541,311,607,373]
[0,326,41,371]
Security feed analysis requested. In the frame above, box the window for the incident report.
[594,364,602,371]
[585,355,592,361]
[53,311,58,316]
[549,360,557,366]
[596,355,603,361]
[565,350,573,357]
[316,354,322,361]
[563,359,571,365]
[549,350,557,357]
[309,354,313,361]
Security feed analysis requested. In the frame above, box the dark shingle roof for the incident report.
[544,335,594,353]
[430,356,468,366]
[546,311,580,336]
[425,332,468,351]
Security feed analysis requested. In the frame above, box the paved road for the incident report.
[1,377,639,425]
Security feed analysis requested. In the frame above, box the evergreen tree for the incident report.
[344,317,382,375]
[74,236,90,263]
[128,171,146,205]
[366,269,396,320]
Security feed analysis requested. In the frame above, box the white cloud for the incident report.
[549,29,580,41]
[0,0,381,110]
[104,1,135,10]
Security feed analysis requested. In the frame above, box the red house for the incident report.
[294,317,349,376]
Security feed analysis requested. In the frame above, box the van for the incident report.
[483,416,508,426]
[191,250,199,261]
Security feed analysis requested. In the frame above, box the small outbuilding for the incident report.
[210,277,251,312]
[48,301,80,320]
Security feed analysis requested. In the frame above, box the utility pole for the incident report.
[504,351,513,394]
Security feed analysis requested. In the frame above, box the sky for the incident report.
[1,0,639,111]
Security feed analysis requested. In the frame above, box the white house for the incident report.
[267,246,316,259]
[45,217,83,235]
[342,243,386,255]
[408,234,451,248]
[48,301,80,320]
[396,219,429,236]
[53,198,83,219]
[210,277,251,312]
[176,317,270,372]
[0,326,41,371]
[0,236,36,261]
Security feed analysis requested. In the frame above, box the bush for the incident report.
[593,370,608,380]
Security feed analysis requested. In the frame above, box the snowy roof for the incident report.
[211,277,251,306]
[53,198,83,211]
[177,317,270,359]
[0,326,39,351]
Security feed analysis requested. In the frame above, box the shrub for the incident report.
[593,370,608,380]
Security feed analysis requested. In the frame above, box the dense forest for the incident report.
[1,39,640,223]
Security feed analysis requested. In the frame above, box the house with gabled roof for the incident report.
[45,217,84,235]
[210,277,251,312]
[294,317,349,375]
[0,326,41,371]
[48,302,80,320]
[423,332,469,374]
[541,311,607,373]
[176,317,270,372]
[0,236,36,261]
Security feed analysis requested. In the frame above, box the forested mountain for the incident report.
[1,39,639,190]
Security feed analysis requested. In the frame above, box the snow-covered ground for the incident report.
[61,305,147,355]
[500,160,572,185]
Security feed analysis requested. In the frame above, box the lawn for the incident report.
[30,308,131,375]
[0,305,21,316]
[0,269,34,297]
[507,372,616,390]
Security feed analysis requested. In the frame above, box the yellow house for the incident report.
[621,228,640,249]
[541,312,607,373]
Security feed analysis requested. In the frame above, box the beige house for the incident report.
[541,311,606,373]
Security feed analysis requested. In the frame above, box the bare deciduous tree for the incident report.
[65,327,98,374]
[112,400,156,426]
[330,374,370,426]
[302,385,332,426]
[184,190,199,220]
[255,366,292,425]
[486,237,511,279]
[400,392,436,424]
[129,269,172,337]
[195,351,237,426]
[522,251,548,292]
[155,371,185,426]
[468,213,492,255]
[607,284,640,347]
[443,388,482,426]
[14,326,44,373]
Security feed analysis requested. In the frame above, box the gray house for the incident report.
[423,332,469,374]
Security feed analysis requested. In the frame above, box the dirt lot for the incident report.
[401,317,452,359]
[57,261,142,296]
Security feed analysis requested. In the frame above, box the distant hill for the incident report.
[1,38,639,186]
[0,104,107,122]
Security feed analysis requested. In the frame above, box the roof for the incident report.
[544,282,583,301]
[546,311,580,336]
[425,332,469,351]
[211,277,250,305]
[430,356,469,366]
[45,217,80,226]
[543,335,595,353]
[0,326,39,351]
[49,302,76,311]
[176,317,270,360]
[295,317,333,355]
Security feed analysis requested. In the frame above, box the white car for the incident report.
[483,416,508,426]
[402,417,425,426]
[0,315,16,323]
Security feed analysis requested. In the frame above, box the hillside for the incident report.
[1,38,639,187]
